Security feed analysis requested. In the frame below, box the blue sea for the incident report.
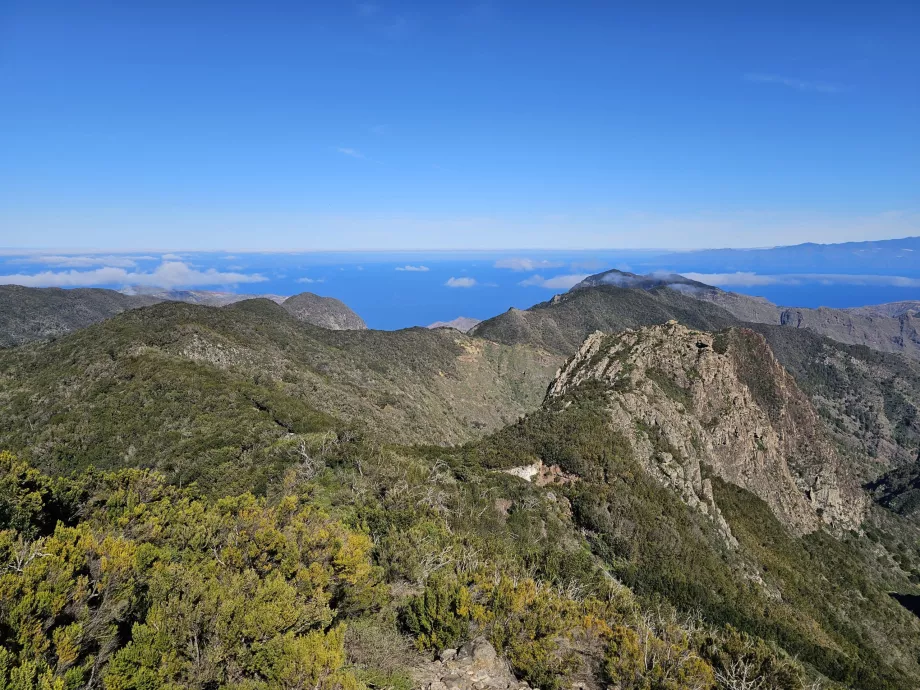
[1,242,918,330]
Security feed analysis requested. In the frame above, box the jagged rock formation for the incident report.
[281,291,367,330]
[547,322,866,534]
[414,638,531,690]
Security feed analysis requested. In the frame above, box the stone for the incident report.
[413,638,531,690]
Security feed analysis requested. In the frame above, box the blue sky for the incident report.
[1,0,919,250]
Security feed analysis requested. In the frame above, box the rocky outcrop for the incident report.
[282,292,367,330]
[503,459,577,486]
[414,638,532,690]
[548,322,866,535]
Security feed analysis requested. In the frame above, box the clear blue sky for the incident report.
[1,0,918,250]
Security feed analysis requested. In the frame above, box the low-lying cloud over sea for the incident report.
[1,239,918,329]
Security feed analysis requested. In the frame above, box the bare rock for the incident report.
[547,323,866,536]
[414,638,531,690]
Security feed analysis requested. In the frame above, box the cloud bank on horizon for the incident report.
[684,272,920,288]
[0,261,267,289]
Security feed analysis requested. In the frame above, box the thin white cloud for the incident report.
[336,147,364,159]
[0,261,267,289]
[445,276,476,288]
[744,73,843,94]
[161,253,183,260]
[297,276,325,284]
[10,254,156,268]
[494,257,565,271]
[519,273,590,289]
[682,272,920,288]
[395,265,429,272]
[681,272,797,287]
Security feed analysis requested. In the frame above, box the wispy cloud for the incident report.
[161,253,183,260]
[0,261,267,289]
[296,276,326,284]
[494,257,565,272]
[681,272,798,287]
[336,147,364,159]
[395,265,429,271]
[682,272,920,288]
[445,276,476,288]
[10,254,156,268]
[519,273,589,289]
[356,2,379,17]
[744,73,844,94]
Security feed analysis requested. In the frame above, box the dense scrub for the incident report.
[2,435,837,690]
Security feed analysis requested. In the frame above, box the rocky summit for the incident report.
[548,321,866,535]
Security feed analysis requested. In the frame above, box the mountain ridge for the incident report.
[572,268,920,360]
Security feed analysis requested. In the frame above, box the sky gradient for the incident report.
[2,1,919,249]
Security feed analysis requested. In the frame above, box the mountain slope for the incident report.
[547,322,865,534]
[470,284,740,355]
[461,330,920,689]
[471,280,920,488]
[0,299,557,493]
[754,325,920,478]
[0,285,160,347]
[282,291,367,329]
[574,268,920,360]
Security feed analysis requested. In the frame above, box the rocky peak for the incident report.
[281,292,367,330]
[548,322,866,535]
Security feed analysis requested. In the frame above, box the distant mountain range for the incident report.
[645,234,920,274]
[470,268,920,361]
[0,286,367,347]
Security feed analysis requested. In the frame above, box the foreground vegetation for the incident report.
[2,421,859,690]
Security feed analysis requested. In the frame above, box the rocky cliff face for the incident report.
[547,322,866,535]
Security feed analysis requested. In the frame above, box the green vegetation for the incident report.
[471,285,739,356]
[5,295,920,689]
[1,421,839,690]
[0,301,557,493]
[456,384,920,689]
[0,450,379,690]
